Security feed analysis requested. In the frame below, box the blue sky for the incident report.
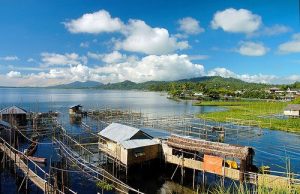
[0,0,300,86]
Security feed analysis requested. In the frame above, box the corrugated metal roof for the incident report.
[120,139,159,149]
[0,106,27,115]
[0,120,11,128]
[285,104,300,111]
[140,127,171,140]
[99,123,140,142]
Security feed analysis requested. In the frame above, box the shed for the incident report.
[165,134,254,180]
[98,123,160,166]
[284,104,300,117]
[0,106,27,126]
[69,105,82,115]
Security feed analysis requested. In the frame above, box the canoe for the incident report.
[25,142,38,156]
[28,156,47,164]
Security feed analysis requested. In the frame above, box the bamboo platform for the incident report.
[164,153,300,190]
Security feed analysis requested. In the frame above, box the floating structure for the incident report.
[0,105,27,126]
[98,123,160,166]
[284,104,300,117]
[69,104,82,115]
[164,134,254,184]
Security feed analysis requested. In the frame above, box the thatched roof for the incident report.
[167,134,254,160]
[285,104,300,111]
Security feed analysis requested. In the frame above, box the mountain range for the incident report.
[50,76,273,91]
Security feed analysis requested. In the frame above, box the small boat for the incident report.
[25,142,38,156]
[28,156,47,164]
[18,154,47,164]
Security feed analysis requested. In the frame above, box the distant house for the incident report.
[69,104,82,115]
[98,123,160,166]
[194,92,203,97]
[284,104,300,117]
[269,87,280,93]
[0,105,27,126]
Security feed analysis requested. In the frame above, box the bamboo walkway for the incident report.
[0,144,53,193]
[0,137,67,194]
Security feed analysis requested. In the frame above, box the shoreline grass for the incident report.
[194,101,300,133]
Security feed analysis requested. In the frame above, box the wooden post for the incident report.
[222,156,225,187]
[192,153,196,189]
[202,170,205,191]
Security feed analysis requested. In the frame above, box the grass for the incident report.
[207,181,300,194]
[194,100,300,133]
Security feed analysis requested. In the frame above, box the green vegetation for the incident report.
[195,100,300,132]
[98,76,270,92]
[48,76,300,101]
[207,181,299,194]
[96,180,113,192]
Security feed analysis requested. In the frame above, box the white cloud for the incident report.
[259,24,291,36]
[88,51,127,63]
[92,54,204,83]
[278,33,300,53]
[211,8,262,34]
[6,71,22,78]
[0,56,19,61]
[116,19,189,55]
[102,51,127,63]
[178,17,204,35]
[1,61,299,86]
[64,10,123,34]
[208,67,278,84]
[41,52,87,66]
[80,42,89,48]
[64,10,188,55]
[208,67,236,78]
[0,54,205,86]
[237,41,268,56]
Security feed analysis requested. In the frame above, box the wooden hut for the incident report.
[69,105,82,116]
[0,106,27,126]
[98,123,160,166]
[284,104,300,117]
[165,134,254,181]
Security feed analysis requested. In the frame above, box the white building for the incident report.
[284,104,300,117]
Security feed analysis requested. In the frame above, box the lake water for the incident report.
[0,88,300,193]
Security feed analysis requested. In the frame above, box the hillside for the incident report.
[97,76,271,91]
[51,81,103,89]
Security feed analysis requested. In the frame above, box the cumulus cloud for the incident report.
[278,33,300,53]
[208,67,278,84]
[237,41,269,56]
[64,10,188,55]
[0,54,205,86]
[6,71,22,78]
[41,52,87,66]
[0,56,19,61]
[88,51,127,63]
[178,17,204,35]
[211,8,262,34]
[64,10,123,34]
[116,19,189,54]
[208,67,235,78]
